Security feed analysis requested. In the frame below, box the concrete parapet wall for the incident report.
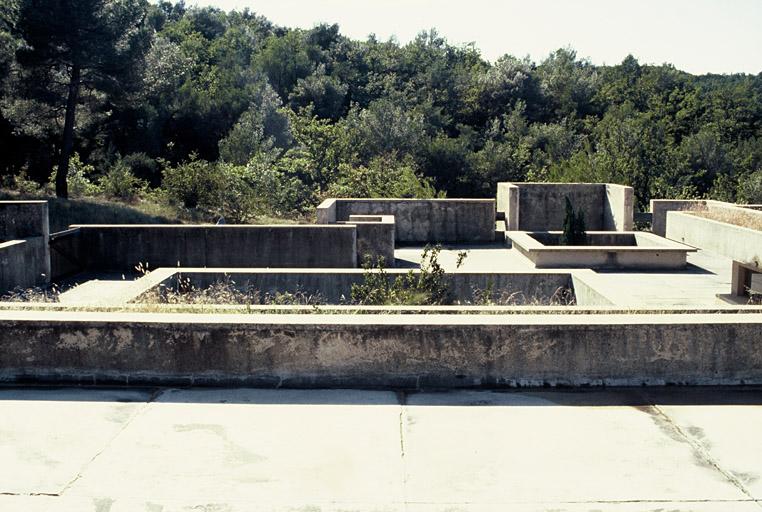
[0,201,49,240]
[665,212,762,269]
[0,238,49,292]
[1,311,761,387]
[650,199,706,237]
[70,225,358,271]
[497,183,634,232]
[317,198,495,243]
[0,201,50,291]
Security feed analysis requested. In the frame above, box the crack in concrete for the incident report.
[647,402,761,507]
[396,390,408,512]
[0,492,60,497]
[57,387,164,496]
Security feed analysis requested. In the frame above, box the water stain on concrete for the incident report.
[173,423,266,466]
[93,497,114,512]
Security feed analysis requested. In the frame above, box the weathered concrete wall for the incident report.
[152,269,573,305]
[1,311,761,387]
[0,201,49,240]
[0,201,50,292]
[666,212,762,269]
[340,215,395,266]
[650,199,706,237]
[71,225,358,271]
[497,183,634,232]
[0,238,49,292]
[317,199,495,243]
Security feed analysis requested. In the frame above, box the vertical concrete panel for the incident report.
[604,184,635,231]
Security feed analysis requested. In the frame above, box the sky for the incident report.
[185,0,762,75]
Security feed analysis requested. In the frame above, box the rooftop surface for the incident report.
[0,386,760,511]
[396,245,733,307]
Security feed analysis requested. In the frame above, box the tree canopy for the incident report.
[1,2,761,212]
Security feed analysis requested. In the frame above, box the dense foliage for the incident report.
[1,0,761,220]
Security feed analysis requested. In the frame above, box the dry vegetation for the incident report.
[688,207,762,232]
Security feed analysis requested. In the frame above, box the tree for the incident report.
[218,81,292,164]
[12,0,151,198]
[253,30,313,100]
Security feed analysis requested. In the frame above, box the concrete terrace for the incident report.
[0,386,760,511]
[396,245,733,307]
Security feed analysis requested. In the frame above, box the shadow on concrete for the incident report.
[593,263,716,276]
[0,385,760,407]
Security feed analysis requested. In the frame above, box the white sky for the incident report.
[185,0,762,75]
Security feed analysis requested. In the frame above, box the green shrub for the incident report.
[121,152,160,186]
[161,154,224,209]
[99,161,147,202]
[738,170,762,204]
[47,153,100,198]
[351,245,467,305]
[327,154,441,199]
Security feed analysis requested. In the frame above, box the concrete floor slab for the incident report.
[0,387,760,511]
[402,393,750,504]
[397,245,734,307]
[0,387,153,495]
[65,388,405,506]
[653,403,762,499]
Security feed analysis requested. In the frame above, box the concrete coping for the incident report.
[507,231,697,252]
[0,239,26,250]
[1,309,762,325]
[668,211,762,237]
[0,200,49,205]
[320,198,495,203]
[69,224,353,229]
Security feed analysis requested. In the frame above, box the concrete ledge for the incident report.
[1,311,761,387]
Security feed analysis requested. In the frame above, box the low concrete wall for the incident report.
[0,201,50,292]
[317,198,495,243]
[0,238,49,292]
[650,199,706,237]
[497,183,634,232]
[1,311,761,387]
[666,212,762,268]
[148,269,573,305]
[509,231,695,269]
[340,215,395,266]
[71,225,358,271]
[0,200,49,240]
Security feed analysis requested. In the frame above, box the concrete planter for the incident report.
[508,231,695,269]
